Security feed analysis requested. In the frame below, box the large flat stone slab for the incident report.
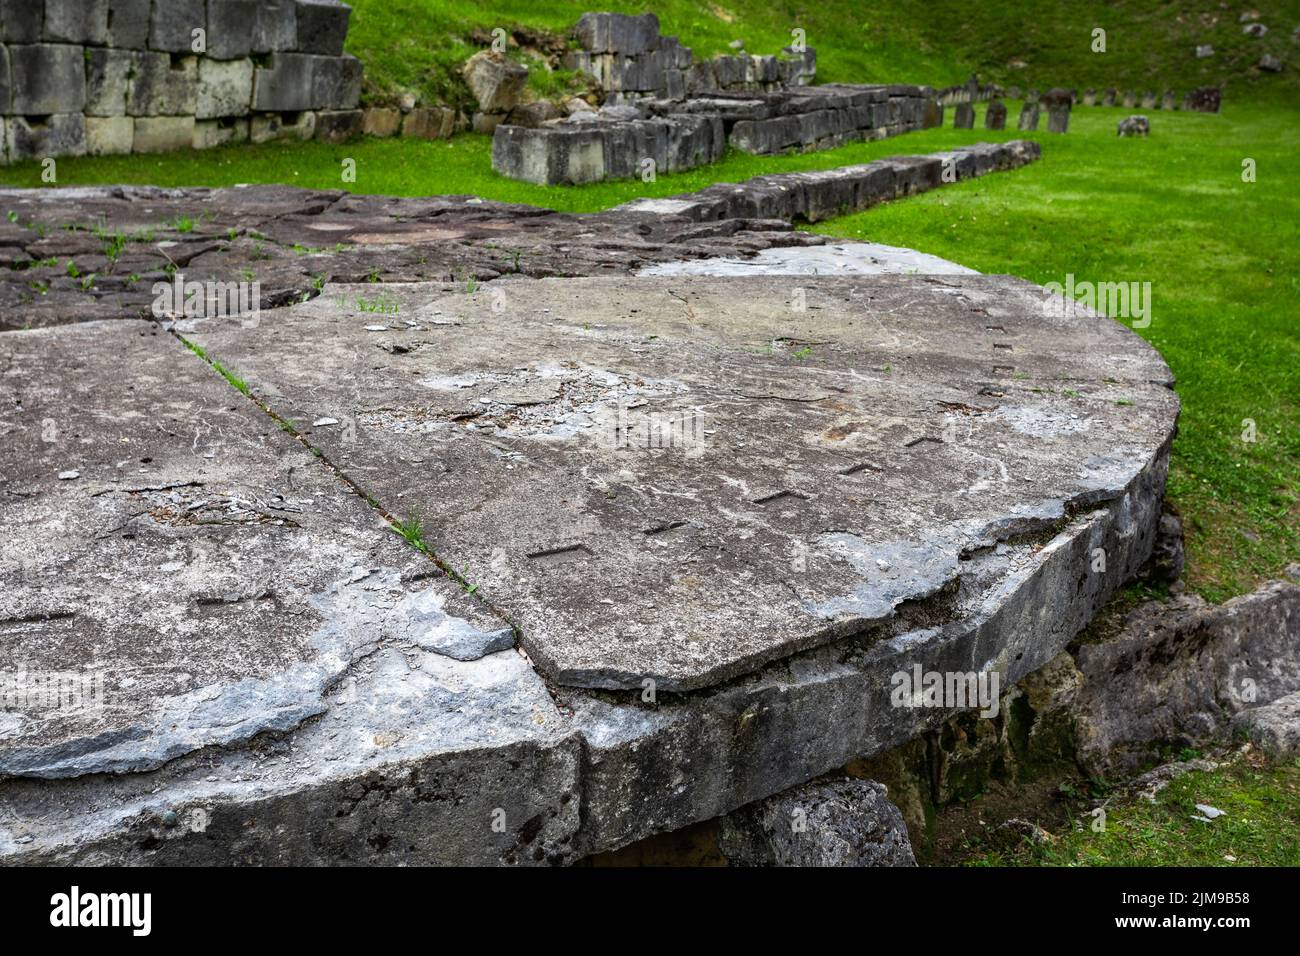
[0,320,518,779]
[177,275,1178,692]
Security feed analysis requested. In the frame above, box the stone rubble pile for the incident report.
[0,0,362,164]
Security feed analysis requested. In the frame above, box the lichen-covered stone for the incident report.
[294,0,350,56]
[149,0,206,52]
[196,57,254,119]
[9,44,86,114]
[43,0,109,44]
[85,114,134,154]
[205,0,258,60]
[6,112,86,160]
[461,51,528,114]
[107,0,152,48]
[719,779,917,867]
[127,52,198,116]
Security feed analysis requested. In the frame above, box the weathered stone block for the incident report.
[0,43,9,113]
[252,52,313,111]
[313,108,362,143]
[295,0,349,56]
[462,51,527,114]
[133,114,195,152]
[1121,90,1136,108]
[1017,102,1039,131]
[1,0,44,43]
[719,779,916,867]
[1232,692,1300,759]
[85,48,134,115]
[1102,88,1116,107]
[206,0,258,60]
[10,43,86,114]
[400,106,455,139]
[575,12,659,55]
[311,54,362,109]
[45,0,109,44]
[984,99,1007,130]
[250,109,315,143]
[361,107,399,137]
[85,114,133,154]
[149,0,205,52]
[253,0,297,52]
[624,52,667,92]
[1082,88,1096,106]
[6,112,86,160]
[1161,89,1176,110]
[492,124,605,185]
[107,0,151,47]
[505,101,561,129]
[197,57,253,118]
[1047,105,1070,133]
[953,102,974,128]
[685,60,716,93]
[127,52,198,116]
[193,116,247,148]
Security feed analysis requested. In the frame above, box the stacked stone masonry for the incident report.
[0,0,362,163]
[495,13,941,185]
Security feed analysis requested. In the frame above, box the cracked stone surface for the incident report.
[0,320,514,780]
[0,146,1186,864]
[176,275,1178,692]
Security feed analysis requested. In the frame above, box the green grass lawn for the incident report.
[964,755,1300,866]
[4,101,1294,600]
[337,0,1300,108]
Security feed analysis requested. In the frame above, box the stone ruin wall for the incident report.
[562,11,817,102]
[0,0,362,166]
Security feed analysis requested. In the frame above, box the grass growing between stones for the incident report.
[962,754,1300,867]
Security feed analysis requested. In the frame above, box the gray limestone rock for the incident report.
[9,44,86,115]
[719,779,916,867]
[294,0,350,56]
[462,51,528,114]
[107,0,152,48]
[43,0,109,44]
[205,0,258,60]
[1232,692,1300,758]
[149,0,206,52]
[1072,577,1300,775]
[253,0,298,52]
[575,12,660,56]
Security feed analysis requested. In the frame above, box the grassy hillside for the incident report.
[345,0,1300,108]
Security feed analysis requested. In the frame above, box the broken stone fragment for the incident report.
[462,51,529,114]
[1231,692,1300,759]
[1117,115,1150,137]
[718,778,917,867]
